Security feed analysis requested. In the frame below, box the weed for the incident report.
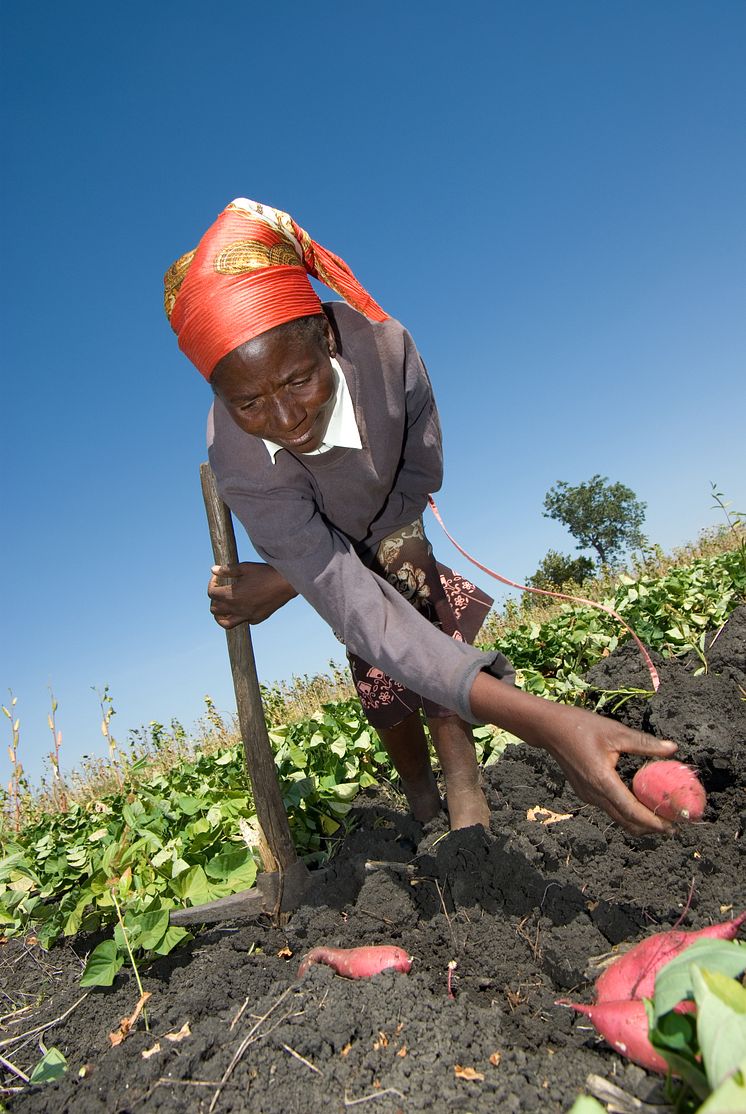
[108,873,149,1032]
[711,483,746,594]
[94,685,123,789]
[46,689,67,813]
[260,660,356,727]
[2,693,24,833]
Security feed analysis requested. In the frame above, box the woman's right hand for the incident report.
[207,562,298,628]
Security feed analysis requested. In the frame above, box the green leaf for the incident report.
[653,1008,697,1052]
[205,849,257,890]
[150,924,191,955]
[698,1055,746,1113]
[287,741,308,768]
[122,800,146,829]
[653,1045,711,1099]
[62,890,94,936]
[697,966,746,1015]
[80,939,124,987]
[330,734,350,758]
[185,817,212,839]
[693,966,746,1090]
[169,865,212,905]
[136,908,171,950]
[28,1046,67,1084]
[65,845,89,869]
[331,781,359,802]
[326,801,353,815]
[173,795,204,816]
[653,940,746,1018]
[567,1098,605,1114]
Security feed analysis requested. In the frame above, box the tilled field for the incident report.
[3,610,745,1113]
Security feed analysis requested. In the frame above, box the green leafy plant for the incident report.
[568,939,746,1112]
[482,547,745,705]
[646,938,746,1110]
[81,871,151,1031]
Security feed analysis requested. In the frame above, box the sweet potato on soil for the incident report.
[632,759,707,822]
[556,998,669,1074]
[594,911,746,1003]
[297,945,412,979]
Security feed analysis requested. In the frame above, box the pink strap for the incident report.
[427,496,660,692]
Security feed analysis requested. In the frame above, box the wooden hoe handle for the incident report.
[200,462,297,871]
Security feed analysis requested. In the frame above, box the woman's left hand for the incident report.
[469,672,678,835]
[536,703,678,835]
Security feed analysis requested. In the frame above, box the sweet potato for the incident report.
[632,759,706,822]
[297,945,412,980]
[556,998,669,1074]
[594,911,746,1003]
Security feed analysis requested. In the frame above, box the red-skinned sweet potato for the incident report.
[556,998,669,1074]
[632,759,706,822]
[595,911,746,1003]
[297,945,412,980]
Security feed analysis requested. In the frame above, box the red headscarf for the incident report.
[164,199,388,380]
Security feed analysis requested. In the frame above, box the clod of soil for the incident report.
[4,608,746,1113]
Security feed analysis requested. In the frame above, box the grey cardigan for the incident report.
[207,303,506,722]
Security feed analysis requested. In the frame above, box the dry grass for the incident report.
[259,660,356,727]
[10,698,241,822]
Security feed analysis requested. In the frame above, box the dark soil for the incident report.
[3,608,745,1113]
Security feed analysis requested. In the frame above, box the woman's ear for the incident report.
[322,316,338,359]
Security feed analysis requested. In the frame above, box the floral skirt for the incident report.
[348,519,508,730]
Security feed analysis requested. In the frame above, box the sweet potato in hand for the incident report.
[632,759,706,822]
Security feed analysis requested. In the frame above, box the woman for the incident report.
[165,198,676,834]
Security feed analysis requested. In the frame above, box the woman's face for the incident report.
[211,317,337,454]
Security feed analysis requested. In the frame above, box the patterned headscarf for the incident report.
[164,198,388,380]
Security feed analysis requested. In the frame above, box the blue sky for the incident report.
[2,1,744,787]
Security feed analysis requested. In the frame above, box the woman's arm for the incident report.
[469,671,678,835]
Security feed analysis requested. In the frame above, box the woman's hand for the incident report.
[469,672,678,836]
[533,703,678,835]
[207,562,297,628]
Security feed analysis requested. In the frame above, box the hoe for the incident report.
[170,464,334,927]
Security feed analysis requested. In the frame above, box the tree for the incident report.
[526,550,595,591]
[543,475,646,567]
